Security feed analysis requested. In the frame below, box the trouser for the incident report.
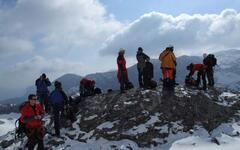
[26,129,44,150]
[206,68,214,86]
[37,92,49,113]
[143,75,151,88]
[161,68,175,89]
[137,68,144,87]
[53,105,64,136]
[196,70,207,89]
[120,72,128,93]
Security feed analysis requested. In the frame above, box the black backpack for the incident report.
[15,102,28,139]
[207,54,217,66]
[15,118,27,139]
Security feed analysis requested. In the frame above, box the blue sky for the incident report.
[0,0,240,100]
[100,0,240,21]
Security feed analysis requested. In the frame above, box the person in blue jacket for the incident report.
[35,73,51,113]
[49,81,68,137]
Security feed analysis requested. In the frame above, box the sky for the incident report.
[0,0,240,100]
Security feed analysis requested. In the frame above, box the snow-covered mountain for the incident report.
[1,86,240,150]
[214,49,240,90]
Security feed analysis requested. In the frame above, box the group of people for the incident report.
[19,74,69,150]
[18,45,217,149]
[117,45,216,92]
[185,53,217,90]
[117,47,157,93]
[18,73,102,150]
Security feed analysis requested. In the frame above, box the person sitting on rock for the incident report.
[20,94,45,150]
[79,78,95,97]
[186,63,206,90]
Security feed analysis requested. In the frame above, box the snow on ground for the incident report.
[170,119,240,150]
[170,135,240,150]
[84,114,98,121]
[0,113,20,136]
[125,113,161,135]
[217,92,240,107]
[97,121,118,130]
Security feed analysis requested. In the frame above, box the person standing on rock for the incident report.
[136,47,150,88]
[49,81,68,137]
[35,73,51,113]
[20,94,45,150]
[117,48,129,93]
[203,53,217,88]
[159,45,177,88]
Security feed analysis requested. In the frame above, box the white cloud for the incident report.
[0,37,34,56]
[0,0,122,55]
[100,9,240,57]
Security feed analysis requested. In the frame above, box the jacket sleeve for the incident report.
[143,53,150,60]
[159,51,167,61]
[171,52,177,66]
[117,59,124,71]
[45,79,51,86]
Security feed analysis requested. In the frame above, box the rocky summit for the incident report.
[1,85,240,150]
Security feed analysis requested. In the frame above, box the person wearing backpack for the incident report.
[203,54,217,87]
[136,47,150,88]
[49,81,68,137]
[20,94,45,150]
[117,48,129,93]
[35,73,51,113]
[159,45,177,88]
[186,63,207,90]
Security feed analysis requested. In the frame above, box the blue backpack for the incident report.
[50,90,65,105]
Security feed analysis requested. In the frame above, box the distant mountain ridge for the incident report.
[1,49,240,104]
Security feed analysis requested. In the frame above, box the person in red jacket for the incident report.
[20,94,45,150]
[117,48,129,93]
[187,63,207,90]
[79,78,95,97]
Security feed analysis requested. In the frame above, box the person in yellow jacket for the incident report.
[159,45,177,84]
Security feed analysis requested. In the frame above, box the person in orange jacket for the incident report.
[117,48,129,93]
[159,45,177,85]
[20,94,45,150]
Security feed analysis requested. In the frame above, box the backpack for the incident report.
[15,102,28,139]
[94,87,102,95]
[50,89,65,104]
[206,54,217,67]
[185,76,197,86]
[125,81,134,90]
[143,61,154,79]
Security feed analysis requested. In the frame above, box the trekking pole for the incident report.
[14,119,19,141]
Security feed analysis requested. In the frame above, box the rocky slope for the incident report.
[1,85,240,150]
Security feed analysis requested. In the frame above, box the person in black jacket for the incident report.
[203,54,217,87]
[49,81,68,137]
[136,47,150,88]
